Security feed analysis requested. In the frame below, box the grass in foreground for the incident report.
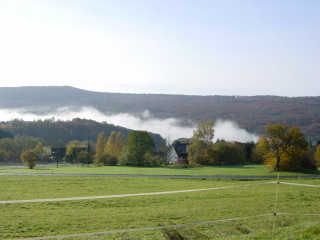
[1,164,319,176]
[0,176,319,239]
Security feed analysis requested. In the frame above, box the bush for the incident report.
[145,153,164,166]
[74,151,93,166]
[212,142,246,165]
[94,153,118,166]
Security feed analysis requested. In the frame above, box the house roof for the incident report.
[172,138,190,145]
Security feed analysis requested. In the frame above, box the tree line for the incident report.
[0,128,162,168]
[0,119,319,171]
[187,121,319,171]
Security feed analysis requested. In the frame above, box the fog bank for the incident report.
[0,107,258,142]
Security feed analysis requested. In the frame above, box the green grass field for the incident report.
[1,164,319,176]
[0,175,319,239]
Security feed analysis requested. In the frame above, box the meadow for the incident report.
[0,175,319,239]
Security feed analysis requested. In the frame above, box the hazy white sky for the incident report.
[0,0,319,96]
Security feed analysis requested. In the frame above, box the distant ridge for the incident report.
[0,86,319,141]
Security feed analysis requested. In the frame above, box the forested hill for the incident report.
[0,119,165,148]
[0,86,319,141]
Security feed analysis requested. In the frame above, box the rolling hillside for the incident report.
[0,86,319,141]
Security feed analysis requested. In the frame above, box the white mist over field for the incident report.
[0,107,258,142]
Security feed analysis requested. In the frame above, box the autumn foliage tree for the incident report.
[256,124,316,171]
[93,131,125,166]
[187,121,214,165]
[105,131,125,161]
[33,142,44,161]
[21,150,38,169]
[93,132,106,166]
[64,140,91,164]
[95,132,106,156]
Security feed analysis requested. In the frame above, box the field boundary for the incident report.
[1,181,318,205]
[0,182,274,205]
[1,172,320,179]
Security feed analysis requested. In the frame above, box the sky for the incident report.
[0,0,319,96]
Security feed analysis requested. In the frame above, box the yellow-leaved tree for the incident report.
[93,132,107,166]
[105,131,125,161]
[21,150,38,169]
[187,121,214,165]
[256,124,316,171]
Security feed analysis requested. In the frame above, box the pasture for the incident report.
[0,175,319,239]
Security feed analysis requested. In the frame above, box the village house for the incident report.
[166,138,190,164]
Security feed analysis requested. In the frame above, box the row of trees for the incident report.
[50,130,159,167]
[1,120,319,171]
[0,128,159,168]
[0,136,50,164]
[187,121,319,171]
[93,130,159,167]
[187,121,255,166]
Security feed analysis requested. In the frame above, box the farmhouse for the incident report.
[51,147,66,159]
[51,147,87,160]
[166,138,190,164]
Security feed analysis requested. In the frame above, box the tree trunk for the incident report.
[275,156,280,171]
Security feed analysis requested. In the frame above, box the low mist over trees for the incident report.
[0,86,319,141]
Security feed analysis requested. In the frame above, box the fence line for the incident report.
[0,181,275,205]
[3,181,317,206]
[10,213,274,240]
[279,181,320,187]
[276,213,320,216]
[272,174,280,240]
[9,212,320,240]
